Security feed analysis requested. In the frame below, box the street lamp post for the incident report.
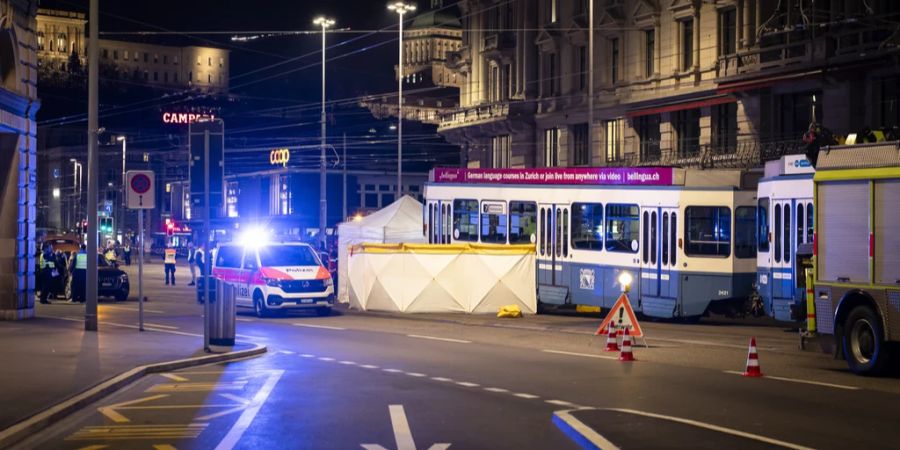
[70,158,82,233]
[314,16,335,246]
[117,136,126,240]
[388,1,415,200]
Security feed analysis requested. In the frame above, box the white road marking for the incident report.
[431,377,453,382]
[101,304,166,314]
[406,334,471,344]
[144,323,179,330]
[603,408,814,450]
[405,372,427,377]
[360,405,451,450]
[383,368,403,373]
[546,399,580,408]
[542,349,618,360]
[235,318,255,322]
[318,357,335,362]
[456,381,480,387]
[159,373,189,382]
[292,323,346,330]
[340,360,357,365]
[553,409,621,450]
[723,370,860,390]
[214,370,284,450]
[235,334,267,340]
[483,387,508,393]
[278,350,295,355]
[299,354,316,358]
[514,393,539,399]
[360,364,379,369]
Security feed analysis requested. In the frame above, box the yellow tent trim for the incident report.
[350,242,535,255]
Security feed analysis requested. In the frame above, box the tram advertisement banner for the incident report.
[431,167,675,186]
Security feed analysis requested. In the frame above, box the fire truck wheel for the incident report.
[843,305,891,376]
[253,291,270,318]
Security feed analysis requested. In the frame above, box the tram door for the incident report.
[771,201,794,304]
[426,201,452,244]
[537,204,571,298]
[640,207,678,300]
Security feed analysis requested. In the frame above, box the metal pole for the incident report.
[342,133,347,221]
[588,0,594,166]
[319,23,328,245]
[397,11,404,199]
[120,138,126,239]
[138,208,144,331]
[85,0,99,332]
[203,129,210,352]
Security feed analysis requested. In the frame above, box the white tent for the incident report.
[336,195,426,303]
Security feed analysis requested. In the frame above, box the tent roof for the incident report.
[340,195,423,232]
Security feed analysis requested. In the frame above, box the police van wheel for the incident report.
[254,292,269,318]
[843,305,891,376]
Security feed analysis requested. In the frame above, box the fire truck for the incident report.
[810,141,900,375]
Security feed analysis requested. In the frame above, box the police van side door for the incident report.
[238,249,258,306]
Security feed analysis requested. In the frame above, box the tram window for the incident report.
[650,211,658,264]
[735,206,757,258]
[606,204,640,253]
[757,198,769,252]
[556,208,563,257]
[796,203,804,244]
[784,204,791,263]
[509,201,537,244]
[774,204,782,263]
[428,206,434,244]
[480,201,508,243]
[642,211,649,263]
[806,203,814,243]
[562,209,569,257]
[662,213,669,265]
[453,199,479,242]
[671,212,677,265]
[572,203,603,250]
[540,208,546,255]
[684,206,731,257]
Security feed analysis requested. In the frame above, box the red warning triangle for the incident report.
[594,293,644,338]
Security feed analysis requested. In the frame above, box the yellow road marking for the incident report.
[159,373,189,382]
[146,381,247,392]
[66,423,207,441]
[153,445,178,450]
[77,445,109,450]
[98,394,169,423]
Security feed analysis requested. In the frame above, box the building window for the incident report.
[124,50,129,60]
[681,19,694,70]
[674,108,701,157]
[143,71,149,80]
[712,102,738,153]
[279,175,292,215]
[488,63,500,102]
[208,74,212,83]
[189,71,193,82]
[645,29,655,77]
[208,57,212,66]
[604,119,623,162]
[113,50,118,60]
[57,34,68,53]
[577,46,587,91]
[881,76,900,128]
[164,72,169,83]
[685,206,731,257]
[153,71,158,81]
[219,57,224,68]
[610,38,619,84]
[606,204,639,253]
[163,55,168,64]
[719,8,737,56]
[453,199,479,242]
[101,48,108,59]
[574,0,587,15]
[543,53,559,96]
[492,135,511,168]
[571,202,603,250]
[572,123,589,166]
[543,128,559,167]
[173,55,179,65]
[636,114,661,161]
[777,92,822,140]
[143,53,148,63]
[545,0,558,23]
[154,53,159,63]
[174,73,179,83]
[37,32,44,51]
[133,52,139,61]
[197,56,202,65]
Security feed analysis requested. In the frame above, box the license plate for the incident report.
[298,299,313,304]
[101,283,112,287]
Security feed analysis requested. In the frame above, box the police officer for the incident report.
[38,243,58,304]
[69,244,87,303]
[164,245,177,285]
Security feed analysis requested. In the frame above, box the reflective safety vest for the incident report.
[75,252,87,270]
[164,249,177,264]
[40,254,55,269]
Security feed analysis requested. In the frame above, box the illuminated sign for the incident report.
[431,167,676,186]
[162,112,216,124]
[270,148,291,167]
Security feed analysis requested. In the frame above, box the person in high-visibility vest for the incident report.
[164,246,177,285]
[38,243,58,304]
[69,244,88,303]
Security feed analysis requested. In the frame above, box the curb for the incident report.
[552,408,619,450]
[0,342,267,450]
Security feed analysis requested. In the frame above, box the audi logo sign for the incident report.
[270,148,291,167]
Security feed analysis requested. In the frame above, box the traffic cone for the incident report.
[604,323,619,352]
[742,337,763,377]
[618,328,635,362]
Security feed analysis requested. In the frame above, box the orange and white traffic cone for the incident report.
[604,323,619,352]
[618,327,635,361]
[742,337,763,377]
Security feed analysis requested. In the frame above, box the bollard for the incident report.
[208,279,236,353]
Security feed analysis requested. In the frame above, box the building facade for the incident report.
[387,0,900,169]
[36,8,229,92]
[0,0,41,320]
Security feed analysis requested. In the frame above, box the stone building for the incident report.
[374,0,900,169]
[0,0,41,319]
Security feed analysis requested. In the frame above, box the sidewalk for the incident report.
[0,314,243,432]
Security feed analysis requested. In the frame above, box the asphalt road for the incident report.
[19,261,900,449]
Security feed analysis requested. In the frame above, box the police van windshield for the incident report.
[258,245,319,267]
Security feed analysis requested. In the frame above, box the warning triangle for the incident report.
[594,293,644,338]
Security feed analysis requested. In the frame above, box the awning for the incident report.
[625,95,736,118]
[716,70,822,95]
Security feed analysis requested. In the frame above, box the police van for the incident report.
[212,241,334,317]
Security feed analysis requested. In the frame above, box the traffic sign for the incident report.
[126,170,156,209]
[594,293,644,338]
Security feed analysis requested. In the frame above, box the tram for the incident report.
[424,167,758,319]
[755,155,815,321]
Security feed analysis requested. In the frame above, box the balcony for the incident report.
[606,139,805,169]
[438,102,512,131]
[482,32,516,54]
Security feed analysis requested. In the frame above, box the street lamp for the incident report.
[388,1,416,200]
[116,135,126,239]
[314,16,335,246]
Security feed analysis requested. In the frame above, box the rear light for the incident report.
[315,266,331,280]
[813,232,817,256]
[869,233,874,258]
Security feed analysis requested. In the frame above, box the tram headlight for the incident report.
[618,272,633,292]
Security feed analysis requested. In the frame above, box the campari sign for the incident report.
[162,112,216,125]
[430,167,676,186]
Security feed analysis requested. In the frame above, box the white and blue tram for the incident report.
[424,167,758,319]
[755,155,815,321]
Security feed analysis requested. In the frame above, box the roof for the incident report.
[410,9,461,29]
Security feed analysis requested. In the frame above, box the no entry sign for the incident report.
[126,170,156,209]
